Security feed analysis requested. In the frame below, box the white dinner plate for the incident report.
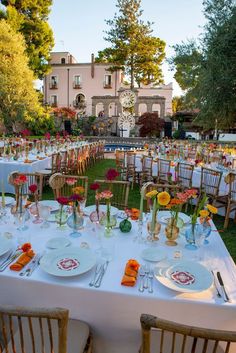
[158,211,190,226]
[155,260,213,293]
[38,200,59,212]
[141,248,167,262]
[1,196,15,206]
[40,247,96,277]
[0,236,13,257]
[46,237,71,250]
[84,205,119,216]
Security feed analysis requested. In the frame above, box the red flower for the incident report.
[21,243,32,252]
[57,197,69,205]
[69,194,83,202]
[105,168,119,181]
[14,174,27,186]
[45,132,51,140]
[90,183,100,191]
[29,184,37,193]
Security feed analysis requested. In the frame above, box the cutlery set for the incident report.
[19,253,44,277]
[139,265,154,293]
[0,249,21,272]
[211,270,230,302]
[89,261,109,288]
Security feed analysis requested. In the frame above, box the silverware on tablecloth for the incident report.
[211,271,222,298]
[94,261,109,288]
[0,250,21,272]
[148,269,154,294]
[216,271,230,302]
[89,263,102,287]
[0,249,14,267]
[19,253,42,277]
[143,265,149,289]
[138,266,145,293]
[26,253,44,277]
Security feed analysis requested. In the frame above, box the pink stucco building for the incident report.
[43,52,173,119]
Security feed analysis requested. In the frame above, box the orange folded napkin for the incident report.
[10,249,35,271]
[121,259,140,287]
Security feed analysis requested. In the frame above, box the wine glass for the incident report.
[39,205,51,229]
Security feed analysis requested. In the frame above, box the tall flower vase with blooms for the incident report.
[99,190,117,237]
[67,194,84,237]
[145,190,162,243]
[89,183,105,224]
[12,174,28,232]
[56,197,69,228]
[185,192,208,250]
[199,204,218,244]
[29,184,42,224]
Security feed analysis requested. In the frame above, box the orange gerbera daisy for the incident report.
[157,191,171,206]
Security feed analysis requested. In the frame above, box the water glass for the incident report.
[39,205,51,229]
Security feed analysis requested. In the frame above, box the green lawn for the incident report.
[43,158,236,263]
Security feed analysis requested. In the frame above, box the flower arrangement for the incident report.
[97,190,115,235]
[105,168,119,181]
[13,174,28,213]
[56,196,69,226]
[29,184,39,219]
[90,183,101,221]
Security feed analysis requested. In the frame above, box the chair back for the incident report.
[126,152,136,169]
[226,172,236,203]
[176,162,194,188]
[142,156,153,174]
[94,179,130,209]
[8,172,43,200]
[115,150,125,171]
[140,313,236,353]
[158,159,171,183]
[200,167,222,198]
[49,173,88,200]
[0,305,68,353]
[51,153,62,174]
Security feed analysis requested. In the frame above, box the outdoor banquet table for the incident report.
[0,209,236,353]
[0,155,52,193]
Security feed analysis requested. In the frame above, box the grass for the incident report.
[42,158,236,262]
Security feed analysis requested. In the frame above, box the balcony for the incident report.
[49,83,58,89]
[73,82,82,89]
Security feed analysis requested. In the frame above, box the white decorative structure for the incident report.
[118,90,137,137]
[118,114,135,137]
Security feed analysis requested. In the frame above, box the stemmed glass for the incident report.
[39,205,51,229]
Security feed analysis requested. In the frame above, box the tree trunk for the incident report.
[130,56,134,89]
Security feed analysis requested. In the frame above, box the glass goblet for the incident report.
[39,205,51,229]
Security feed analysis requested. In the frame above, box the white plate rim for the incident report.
[46,237,71,250]
[155,260,213,293]
[158,211,190,225]
[0,237,12,257]
[40,247,96,277]
[141,248,167,262]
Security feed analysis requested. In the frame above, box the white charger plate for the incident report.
[46,237,71,250]
[155,260,213,293]
[84,205,119,216]
[158,211,190,225]
[0,236,13,257]
[40,247,96,277]
[141,248,167,262]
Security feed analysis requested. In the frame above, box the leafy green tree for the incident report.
[0,19,47,132]
[96,0,165,88]
[0,0,54,79]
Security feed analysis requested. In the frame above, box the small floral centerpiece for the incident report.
[56,196,69,227]
[29,184,41,224]
[89,182,105,223]
[67,193,84,237]
[199,204,217,244]
[119,209,134,233]
[13,174,28,214]
[105,168,119,181]
[99,190,117,236]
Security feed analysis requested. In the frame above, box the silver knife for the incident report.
[0,251,22,272]
[94,261,109,288]
[216,272,230,302]
[26,253,44,277]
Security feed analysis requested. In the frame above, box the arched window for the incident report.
[76,93,85,104]
[61,58,66,64]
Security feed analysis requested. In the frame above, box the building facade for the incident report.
[43,52,173,118]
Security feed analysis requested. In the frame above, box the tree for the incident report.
[0,0,54,79]
[136,112,164,137]
[170,0,236,129]
[0,20,47,132]
[96,0,165,88]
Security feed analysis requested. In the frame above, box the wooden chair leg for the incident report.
[224,203,231,229]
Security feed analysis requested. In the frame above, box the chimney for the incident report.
[69,55,73,64]
[91,53,95,78]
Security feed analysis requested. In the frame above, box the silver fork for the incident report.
[148,269,154,293]
[139,266,145,292]
[143,264,150,289]
[89,263,102,287]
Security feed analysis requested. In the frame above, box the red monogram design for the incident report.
[171,270,195,286]
[57,258,80,271]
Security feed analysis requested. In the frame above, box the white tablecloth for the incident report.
[0,156,51,193]
[0,211,236,353]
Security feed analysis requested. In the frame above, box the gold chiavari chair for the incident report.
[8,172,43,200]
[126,151,137,189]
[200,167,223,205]
[219,172,236,229]
[140,156,153,185]
[0,305,92,353]
[157,159,171,184]
[175,162,194,189]
[140,313,236,353]
[49,173,88,200]
[94,179,130,210]
[115,150,126,179]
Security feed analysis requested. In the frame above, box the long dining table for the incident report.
[0,206,236,353]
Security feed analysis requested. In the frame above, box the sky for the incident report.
[49,0,206,95]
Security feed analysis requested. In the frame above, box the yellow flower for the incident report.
[199,210,210,218]
[72,186,85,195]
[146,190,158,198]
[157,191,171,206]
[207,204,218,214]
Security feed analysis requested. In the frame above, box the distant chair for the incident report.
[140,313,236,353]
[8,172,43,200]
[94,179,130,209]
[200,167,223,204]
[49,173,88,200]
[0,305,92,353]
[157,159,171,184]
[125,151,137,188]
[140,156,153,185]
[219,172,236,229]
[176,162,194,189]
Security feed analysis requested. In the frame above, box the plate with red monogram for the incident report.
[154,260,213,293]
[40,247,96,277]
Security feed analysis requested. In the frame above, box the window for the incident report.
[50,75,58,89]
[74,75,81,88]
[104,74,112,88]
[61,58,66,64]
[51,95,57,107]
[74,93,85,108]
